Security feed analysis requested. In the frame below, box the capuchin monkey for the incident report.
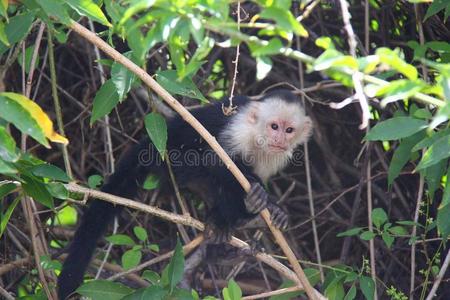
[58,90,312,299]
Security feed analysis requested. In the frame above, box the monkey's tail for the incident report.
[57,140,152,299]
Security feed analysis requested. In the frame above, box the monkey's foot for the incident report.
[204,223,232,244]
[267,202,289,230]
[245,183,268,214]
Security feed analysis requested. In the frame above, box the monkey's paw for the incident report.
[204,223,232,244]
[245,183,268,214]
[267,202,289,230]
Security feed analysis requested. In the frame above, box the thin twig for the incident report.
[223,1,240,115]
[242,286,301,300]
[68,21,319,299]
[424,248,450,300]
[47,29,72,177]
[295,10,324,281]
[366,146,378,299]
[25,22,46,97]
[410,175,424,299]
[338,0,370,129]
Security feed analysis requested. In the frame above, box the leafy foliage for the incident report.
[0,0,449,299]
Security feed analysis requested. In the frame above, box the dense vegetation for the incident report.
[0,0,449,299]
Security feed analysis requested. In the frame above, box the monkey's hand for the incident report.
[267,202,289,230]
[245,183,269,214]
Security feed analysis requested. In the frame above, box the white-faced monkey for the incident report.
[58,90,313,299]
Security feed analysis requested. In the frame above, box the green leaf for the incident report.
[0,11,35,56]
[260,7,308,37]
[156,70,207,103]
[0,196,20,238]
[36,0,72,25]
[388,131,425,186]
[437,203,450,241]
[417,134,450,170]
[376,48,418,80]
[252,38,283,56]
[144,113,167,159]
[0,92,68,146]
[122,285,167,300]
[165,238,184,292]
[122,248,142,270]
[40,254,62,271]
[22,176,54,208]
[66,0,111,27]
[111,54,136,100]
[424,0,448,21]
[88,174,103,188]
[344,284,357,300]
[0,159,17,174]
[397,220,423,227]
[105,234,136,246]
[222,279,242,300]
[53,205,77,226]
[337,227,363,237]
[372,208,388,229]
[0,0,7,19]
[0,94,48,147]
[47,182,69,199]
[325,277,345,300]
[377,80,425,106]
[359,276,375,300]
[119,0,155,26]
[314,49,358,71]
[360,231,376,241]
[381,231,394,248]
[90,79,121,125]
[0,21,9,46]
[256,56,273,81]
[423,157,446,200]
[76,280,133,300]
[365,117,427,141]
[142,270,160,285]
[133,226,148,242]
[31,164,71,182]
[388,226,407,235]
[0,182,17,198]
[412,128,450,152]
[143,174,160,190]
[0,126,19,162]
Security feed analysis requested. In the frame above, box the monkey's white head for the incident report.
[222,91,312,181]
[247,96,312,154]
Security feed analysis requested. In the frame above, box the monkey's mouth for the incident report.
[268,144,288,152]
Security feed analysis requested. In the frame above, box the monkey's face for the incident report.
[252,99,312,154]
[264,118,298,152]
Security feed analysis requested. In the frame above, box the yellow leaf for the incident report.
[1,92,69,146]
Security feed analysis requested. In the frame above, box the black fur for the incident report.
[57,94,288,299]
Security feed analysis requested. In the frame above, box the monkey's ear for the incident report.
[247,103,260,124]
[299,116,313,143]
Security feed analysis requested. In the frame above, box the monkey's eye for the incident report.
[286,127,294,133]
[271,123,279,130]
